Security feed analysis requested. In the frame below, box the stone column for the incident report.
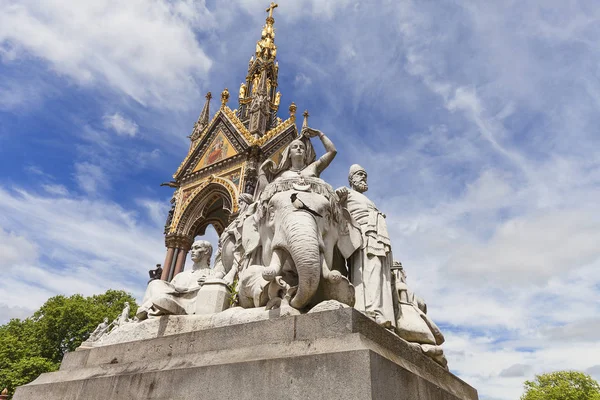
[160,247,176,281]
[172,248,188,277]
[163,234,194,281]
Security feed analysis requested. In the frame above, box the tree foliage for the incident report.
[521,371,600,400]
[0,290,137,397]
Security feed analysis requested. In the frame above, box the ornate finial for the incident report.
[205,92,212,101]
[255,3,278,60]
[221,88,230,107]
[302,110,309,129]
[1,388,7,395]
[266,2,278,19]
[289,102,297,117]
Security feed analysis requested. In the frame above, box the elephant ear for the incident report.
[242,213,261,255]
[337,208,362,259]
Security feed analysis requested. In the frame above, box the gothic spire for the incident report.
[197,92,211,130]
[239,3,282,131]
[190,92,211,141]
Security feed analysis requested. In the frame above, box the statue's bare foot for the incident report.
[327,270,342,282]
[374,315,393,330]
[262,267,278,281]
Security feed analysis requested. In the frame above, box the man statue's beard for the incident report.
[351,178,368,193]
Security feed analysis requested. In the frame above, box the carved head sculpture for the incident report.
[103,317,109,324]
[273,137,317,176]
[190,240,213,265]
[348,164,368,193]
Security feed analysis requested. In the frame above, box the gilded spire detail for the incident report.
[255,2,278,61]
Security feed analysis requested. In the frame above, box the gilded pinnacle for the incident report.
[255,2,278,61]
[221,88,230,107]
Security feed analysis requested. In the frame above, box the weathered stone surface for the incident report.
[194,280,231,314]
[14,308,478,400]
[95,305,301,347]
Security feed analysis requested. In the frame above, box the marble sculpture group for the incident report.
[88,126,448,368]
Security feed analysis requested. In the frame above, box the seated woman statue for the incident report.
[136,240,220,320]
[254,126,337,199]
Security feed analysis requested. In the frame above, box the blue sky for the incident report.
[1,0,600,398]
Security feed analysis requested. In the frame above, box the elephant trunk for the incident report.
[282,210,321,309]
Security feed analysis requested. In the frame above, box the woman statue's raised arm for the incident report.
[302,127,337,177]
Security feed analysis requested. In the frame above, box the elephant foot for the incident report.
[262,266,279,281]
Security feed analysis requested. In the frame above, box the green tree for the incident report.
[0,290,137,397]
[521,371,600,400]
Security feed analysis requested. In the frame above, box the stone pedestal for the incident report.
[13,308,478,400]
[194,279,231,315]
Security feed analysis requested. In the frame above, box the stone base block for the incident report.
[14,308,478,400]
[194,279,231,315]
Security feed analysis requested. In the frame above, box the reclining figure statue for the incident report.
[136,240,221,320]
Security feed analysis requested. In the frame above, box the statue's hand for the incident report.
[336,187,349,202]
[302,126,321,138]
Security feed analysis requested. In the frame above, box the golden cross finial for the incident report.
[266,2,278,19]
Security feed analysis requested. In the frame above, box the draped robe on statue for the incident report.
[346,189,396,327]
[137,267,219,318]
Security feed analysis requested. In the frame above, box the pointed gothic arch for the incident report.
[174,178,239,238]
[161,177,239,281]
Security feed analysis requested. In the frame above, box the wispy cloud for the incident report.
[42,184,69,196]
[0,0,214,108]
[0,186,164,319]
[103,113,139,137]
[73,162,108,195]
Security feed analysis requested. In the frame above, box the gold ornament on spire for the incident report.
[255,2,278,61]
[274,91,281,106]
[239,83,247,99]
[289,102,297,118]
[266,2,278,19]
[221,88,230,107]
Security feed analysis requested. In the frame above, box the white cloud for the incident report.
[42,184,69,196]
[0,0,214,108]
[0,227,38,271]
[73,162,108,195]
[294,73,312,88]
[499,364,532,378]
[0,304,34,324]
[136,198,169,228]
[103,113,138,137]
[0,186,165,314]
[24,165,53,179]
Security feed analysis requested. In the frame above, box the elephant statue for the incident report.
[241,177,361,310]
